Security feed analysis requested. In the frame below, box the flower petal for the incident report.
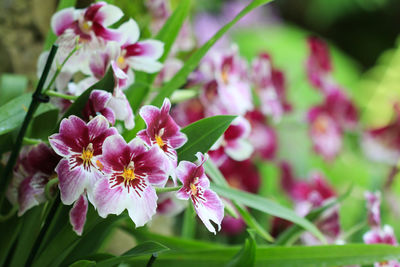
[194,189,224,234]
[118,19,140,45]
[51,7,76,36]
[95,3,124,26]
[69,194,88,236]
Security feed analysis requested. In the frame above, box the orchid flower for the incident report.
[93,135,168,227]
[209,116,253,166]
[83,90,115,125]
[245,110,277,160]
[49,115,118,205]
[363,191,400,267]
[51,2,123,43]
[362,105,400,165]
[6,143,60,216]
[251,53,291,121]
[138,98,187,181]
[176,153,224,234]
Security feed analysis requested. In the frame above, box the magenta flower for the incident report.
[306,36,334,92]
[363,191,400,267]
[171,98,206,127]
[138,98,187,177]
[280,162,340,244]
[245,110,277,160]
[362,105,400,165]
[209,116,253,166]
[51,2,123,43]
[93,135,168,227]
[176,153,224,234]
[251,53,291,120]
[83,90,115,125]
[49,115,118,205]
[69,193,89,236]
[6,144,60,216]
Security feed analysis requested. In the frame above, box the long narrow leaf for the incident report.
[212,184,326,243]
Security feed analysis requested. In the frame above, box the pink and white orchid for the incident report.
[209,116,253,166]
[6,143,60,216]
[83,89,115,125]
[176,153,224,234]
[363,191,400,267]
[49,115,118,205]
[251,53,291,121]
[51,2,123,43]
[138,98,187,180]
[93,135,168,227]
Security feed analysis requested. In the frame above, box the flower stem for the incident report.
[45,90,78,101]
[23,137,47,145]
[0,44,58,209]
[44,43,79,92]
[154,186,181,193]
[45,178,59,200]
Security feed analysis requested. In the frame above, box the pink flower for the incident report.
[176,153,224,234]
[306,36,334,92]
[93,135,168,227]
[69,193,89,236]
[362,105,400,165]
[280,162,340,244]
[51,2,123,43]
[83,90,115,125]
[49,115,118,205]
[209,117,253,166]
[251,53,291,120]
[6,144,60,216]
[138,98,187,179]
[171,98,206,127]
[363,191,400,267]
[307,89,358,160]
[246,110,277,160]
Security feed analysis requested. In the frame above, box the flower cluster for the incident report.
[306,37,358,161]
[363,192,400,267]
[39,1,165,129]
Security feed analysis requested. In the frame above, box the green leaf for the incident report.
[155,0,190,63]
[28,107,59,139]
[95,241,169,267]
[226,234,256,267]
[0,74,28,106]
[234,203,274,243]
[177,115,236,162]
[43,0,77,50]
[0,94,57,136]
[211,184,326,243]
[9,205,45,267]
[150,0,274,107]
[69,260,96,267]
[121,228,225,251]
[0,214,22,266]
[109,244,400,266]
[181,204,196,239]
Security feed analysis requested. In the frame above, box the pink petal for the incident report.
[51,7,76,36]
[118,19,140,45]
[92,23,121,42]
[95,3,123,26]
[194,189,224,234]
[101,135,132,172]
[69,194,88,236]
[18,175,45,216]
[225,139,253,161]
[93,178,127,217]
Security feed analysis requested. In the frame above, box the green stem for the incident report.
[154,186,181,193]
[44,43,79,92]
[0,205,17,222]
[0,44,58,209]
[45,178,59,200]
[23,137,47,145]
[45,90,78,101]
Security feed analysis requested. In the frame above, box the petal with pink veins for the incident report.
[194,189,224,234]
[51,7,77,36]
[69,194,88,236]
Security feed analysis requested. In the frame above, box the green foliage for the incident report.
[0,74,28,106]
[212,184,326,243]
[226,234,256,267]
[177,115,236,162]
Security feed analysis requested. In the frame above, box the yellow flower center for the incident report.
[123,161,135,181]
[117,55,127,69]
[221,68,229,84]
[155,135,165,149]
[313,115,329,134]
[80,143,94,167]
[190,183,197,196]
[80,20,92,34]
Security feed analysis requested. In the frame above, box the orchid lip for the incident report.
[79,143,94,171]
